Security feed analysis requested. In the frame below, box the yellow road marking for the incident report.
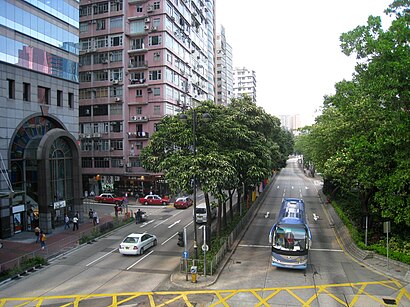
[1,280,408,307]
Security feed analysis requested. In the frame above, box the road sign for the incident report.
[202,244,209,252]
[182,251,189,258]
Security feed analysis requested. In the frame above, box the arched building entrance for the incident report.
[1,115,82,237]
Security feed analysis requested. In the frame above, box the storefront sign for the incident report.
[53,200,66,209]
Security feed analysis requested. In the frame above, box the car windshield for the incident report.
[124,237,139,243]
[176,198,186,202]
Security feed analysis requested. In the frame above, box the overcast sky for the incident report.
[216,0,392,125]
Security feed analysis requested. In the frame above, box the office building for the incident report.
[233,67,257,102]
[0,0,81,238]
[78,0,215,196]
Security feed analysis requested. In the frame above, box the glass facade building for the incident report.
[0,0,82,238]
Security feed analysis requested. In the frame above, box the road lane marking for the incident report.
[161,232,178,245]
[310,248,343,252]
[139,219,155,227]
[153,210,184,228]
[126,250,154,270]
[86,248,117,266]
[168,220,181,228]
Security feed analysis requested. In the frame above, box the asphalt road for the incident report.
[0,158,408,306]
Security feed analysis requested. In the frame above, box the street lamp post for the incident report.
[179,108,210,261]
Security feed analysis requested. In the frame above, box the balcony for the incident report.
[128,61,148,70]
[127,131,150,140]
[130,116,149,122]
[128,78,148,88]
[128,46,148,54]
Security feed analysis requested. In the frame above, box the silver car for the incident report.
[119,233,157,255]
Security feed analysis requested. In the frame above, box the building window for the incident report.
[110,50,122,62]
[57,90,63,107]
[110,35,123,47]
[81,157,93,168]
[149,35,162,46]
[153,105,160,115]
[7,79,15,99]
[96,19,106,30]
[111,0,123,12]
[135,89,142,97]
[68,93,74,108]
[149,70,161,81]
[96,36,109,48]
[153,1,160,9]
[136,107,142,115]
[153,52,161,61]
[153,87,160,96]
[23,82,30,101]
[136,5,143,13]
[38,86,50,104]
[94,157,109,168]
[93,104,108,116]
[110,16,123,29]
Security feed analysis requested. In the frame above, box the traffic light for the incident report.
[177,231,184,247]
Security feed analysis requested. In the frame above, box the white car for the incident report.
[119,233,157,255]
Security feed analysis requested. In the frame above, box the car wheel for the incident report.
[162,201,167,205]
[144,201,148,205]
[153,239,157,247]
[140,247,144,255]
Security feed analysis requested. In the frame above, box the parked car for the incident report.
[95,193,125,205]
[174,197,193,209]
[138,194,170,206]
[118,233,157,255]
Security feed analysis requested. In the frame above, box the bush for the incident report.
[0,256,47,282]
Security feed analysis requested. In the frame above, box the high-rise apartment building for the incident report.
[215,25,233,106]
[78,0,215,196]
[278,114,302,133]
[233,67,257,102]
[0,0,81,238]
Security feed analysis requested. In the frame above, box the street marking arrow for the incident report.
[168,220,181,228]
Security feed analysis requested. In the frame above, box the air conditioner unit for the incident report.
[101,59,108,64]
[151,26,158,31]
[92,20,97,24]
[113,80,119,84]
[126,163,132,167]
[147,5,153,12]
[93,133,101,138]
[115,97,122,102]
[79,133,85,138]
[145,17,150,22]
[119,161,124,166]
[131,116,138,120]
[144,25,150,30]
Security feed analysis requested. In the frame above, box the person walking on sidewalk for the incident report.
[34,226,41,243]
[64,214,70,229]
[92,210,99,226]
[39,231,46,250]
[72,215,79,231]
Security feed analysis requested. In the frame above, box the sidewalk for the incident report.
[0,214,114,273]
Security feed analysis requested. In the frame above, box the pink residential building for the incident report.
[79,0,215,196]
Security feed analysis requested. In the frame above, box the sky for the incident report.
[216,0,393,125]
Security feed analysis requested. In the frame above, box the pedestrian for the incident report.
[72,215,79,231]
[88,208,93,220]
[135,209,141,224]
[64,214,70,230]
[114,204,118,217]
[34,226,41,243]
[39,231,46,250]
[92,210,98,226]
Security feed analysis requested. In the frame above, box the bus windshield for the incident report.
[273,225,308,252]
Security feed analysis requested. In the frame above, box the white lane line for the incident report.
[238,244,271,248]
[86,248,117,267]
[161,232,178,246]
[126,250,154,270]
[310,248,343,252]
